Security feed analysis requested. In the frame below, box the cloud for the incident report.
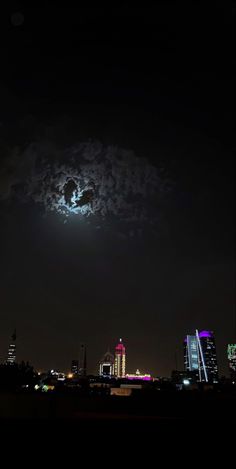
[0,139,172,227]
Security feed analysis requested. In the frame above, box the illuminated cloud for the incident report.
[0,140,172,226]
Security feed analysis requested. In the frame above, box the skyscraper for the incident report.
[227,344,236,382]
[114,338,126,378]
[7,330,16,365]
[99,349,114,377]
[79,343,87,376]
[71,359,79,375]
[184,330,219,384]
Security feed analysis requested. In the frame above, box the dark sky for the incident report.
[0,3,234,376]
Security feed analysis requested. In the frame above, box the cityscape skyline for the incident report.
[1,329,235,379]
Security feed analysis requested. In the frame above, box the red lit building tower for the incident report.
[114,338,126,378]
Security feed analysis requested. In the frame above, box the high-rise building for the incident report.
[99,350,114,377]
[71,359,79,375]
[114,338,126,378]
[79,343,87,376]
[184,334,199,380]
[184,330,219,384]
[227,344,236,382]
[7,330,16,365]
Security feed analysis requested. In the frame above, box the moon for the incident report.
[10,12,25,27]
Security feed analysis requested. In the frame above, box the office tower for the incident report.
[114,338,126,378]
[199,331,219,383]
[184,330,219,384]
[71,359,79,375]
[227,344,236,382]
[79,343,87,376]
[184,334,199,380]
[7,330,16,364]
[99,349,114,377]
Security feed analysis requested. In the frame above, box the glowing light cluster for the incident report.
[126,370,151,381]
[228,344,236,360]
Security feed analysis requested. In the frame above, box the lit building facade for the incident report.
[71,360,79,375]
[99,350,114,377]
[114,338,126,378]
[6,330,16,365]
[184,335,199,378]
[227,344,236,382]
[126,369,151,381]
[184,330,219,384]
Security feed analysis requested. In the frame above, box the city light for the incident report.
[126,369,152,381]
[183,379,190,386]
[114,339,126,378]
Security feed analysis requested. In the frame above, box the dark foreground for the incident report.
[1,391,235,452]
[1,390,235,422]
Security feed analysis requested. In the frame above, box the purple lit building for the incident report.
[184,330,219,384]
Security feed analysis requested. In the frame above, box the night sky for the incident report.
[0,4,234,376]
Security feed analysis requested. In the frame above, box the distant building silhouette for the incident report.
[99,349,114,377]
[114,338,126,378]
[184,330,218,383]
[6,330,16,365]
[79,343,87,376]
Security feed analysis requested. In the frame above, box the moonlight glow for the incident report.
[1,140,171,226]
